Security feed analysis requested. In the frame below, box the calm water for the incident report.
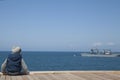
[0,51,120,71]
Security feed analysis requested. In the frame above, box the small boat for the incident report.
[81,48,120,57]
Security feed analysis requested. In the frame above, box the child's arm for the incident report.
[1,59,7,73]
[21,59,29,74]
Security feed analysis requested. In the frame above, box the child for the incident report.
[1,46,29,75]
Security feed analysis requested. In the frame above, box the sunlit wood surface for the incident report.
[0,71,120,80]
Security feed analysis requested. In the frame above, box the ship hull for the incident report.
[81,53,120,57]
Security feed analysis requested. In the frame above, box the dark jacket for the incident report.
[6,53,22,73]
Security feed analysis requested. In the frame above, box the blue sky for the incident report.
[0,0,120,51]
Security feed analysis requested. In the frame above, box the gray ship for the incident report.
[81,48,120,57]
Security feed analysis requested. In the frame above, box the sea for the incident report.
[0,51,120,71]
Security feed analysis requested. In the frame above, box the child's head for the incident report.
[12,46,21,54]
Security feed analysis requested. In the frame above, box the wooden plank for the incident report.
[16,76,23,80]
[0,75,6,80]
[47,73,69,80]
[91,73,112,80]
[106,72,120,77]
[72,73,111,80]
[63,73,87,80]
[26,75,35,80]
[22,75,29,80]
[35,74,53,80]
[11,76,17,80]
[0,75,1,79]
[41,74,57,80]
[101,73,120,80]
[35,74,47,80]
[93,73,119,80]
[5,75,11,80]
[0,71,120,80]
[30,75,39,80]
[109,72,120,77]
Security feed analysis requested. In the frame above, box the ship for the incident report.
[81,48,120,57]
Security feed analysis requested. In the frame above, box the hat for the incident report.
[12,46,21,54]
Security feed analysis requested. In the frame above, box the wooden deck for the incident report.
[0,71,120,80]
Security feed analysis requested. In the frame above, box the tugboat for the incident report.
[81,48,120,57]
